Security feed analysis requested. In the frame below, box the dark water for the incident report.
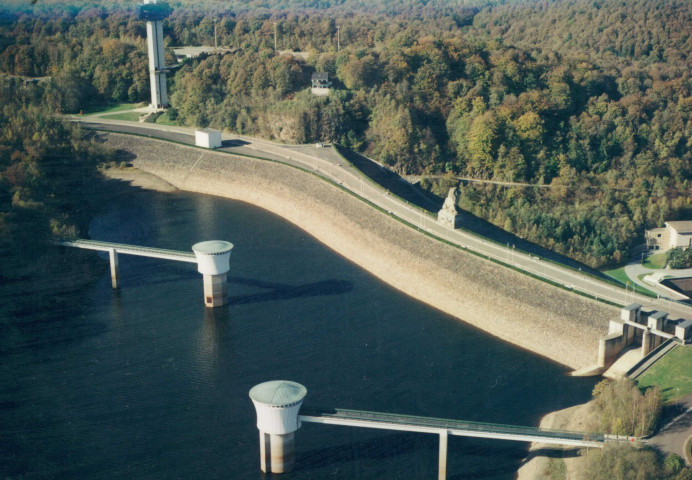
[1,185,598,479]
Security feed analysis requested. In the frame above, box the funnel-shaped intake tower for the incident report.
[250,381,307,474]
[192,240,233,307]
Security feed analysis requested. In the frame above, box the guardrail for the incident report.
[299,406,606,447]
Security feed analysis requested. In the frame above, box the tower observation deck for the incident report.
[137,0,171,110]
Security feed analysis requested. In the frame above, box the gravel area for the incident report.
[100,132,616,370]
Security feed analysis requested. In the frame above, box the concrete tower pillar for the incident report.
[249,381,307,474]
[191,241,233,308]
[138,0,171,109]
[146,19,167,108]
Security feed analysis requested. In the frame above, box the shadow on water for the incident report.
[297,431,540,479]
[227,277,353,305]
[297,432,422,469]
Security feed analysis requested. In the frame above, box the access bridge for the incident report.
[55,238,233,307]
[56,238,197,289]
[298,406,626,479]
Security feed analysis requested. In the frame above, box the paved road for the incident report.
[625,259,692,300]
[73,115,692,322]
[646,395,692,465]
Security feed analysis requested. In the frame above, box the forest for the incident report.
[0,76,111,280]
[0,0,690,268]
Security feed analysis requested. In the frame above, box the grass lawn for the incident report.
[636,345,692,403]
[603,266,631,285]
[80,102,146,116]
[155,111,177,125]
[602,267,656,296]
[100,112,141,122]
[643,252,667,269]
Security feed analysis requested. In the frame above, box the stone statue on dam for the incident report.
[437,187,462,229]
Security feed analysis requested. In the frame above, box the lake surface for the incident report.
[0,184,598,479]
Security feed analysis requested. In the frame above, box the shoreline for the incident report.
[516,402,594,480]
[99,132,616,371]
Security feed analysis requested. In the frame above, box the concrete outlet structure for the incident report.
[596,303,690,370]
[191,240,233,308]
[249,380,307,474]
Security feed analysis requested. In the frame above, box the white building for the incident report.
[311,72,332,96]
[646,221,692,251]
[195,128,222,149]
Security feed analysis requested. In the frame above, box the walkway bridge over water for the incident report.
[299,406,608,448]
[57,238,197,263]
[296,406,628,479]
[55,238,233,307]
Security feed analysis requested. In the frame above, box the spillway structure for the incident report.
[192,240,234,308]
[249,381,307,474]
[137,0,171,110]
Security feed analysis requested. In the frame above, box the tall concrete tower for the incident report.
[249,381,307,474]
[191,240,233,308]
[137,0,171,110]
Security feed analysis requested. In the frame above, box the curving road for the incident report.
[72,115,692,322]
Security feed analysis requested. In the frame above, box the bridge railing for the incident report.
[55,238,197,262]
[299,406,605,443]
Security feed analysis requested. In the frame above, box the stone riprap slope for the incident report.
[101,132,615,370]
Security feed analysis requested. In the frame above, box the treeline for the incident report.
[167,0,692,268]
[591,377,662,437]
[0,7,150,109]
[582,377,692,480]
[667,247,692,269]
[584,445,692,480]
[0,77,107,279]
[0,0,689,267]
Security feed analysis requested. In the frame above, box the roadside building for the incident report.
[311,72,332,96]
[645,221,692,251]
[195,128,222,149]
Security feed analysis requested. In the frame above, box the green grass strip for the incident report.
[636,345,692,403]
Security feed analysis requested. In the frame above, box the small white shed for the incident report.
[195,128,222,149]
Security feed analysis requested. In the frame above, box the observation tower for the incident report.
[137,0,171,109]
[191,240,233,308]
[249,381,307,474]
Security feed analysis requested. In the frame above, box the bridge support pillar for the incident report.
[202,273,227,308]
[438,430,448,480]
[108,248,120,289]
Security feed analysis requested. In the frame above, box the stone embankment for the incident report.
[100,132,615,370]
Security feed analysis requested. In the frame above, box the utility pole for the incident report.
[274,22,278,51]
[214,18,218,52]
[336,26,340,51]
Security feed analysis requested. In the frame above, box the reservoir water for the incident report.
[1,184,598,479]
